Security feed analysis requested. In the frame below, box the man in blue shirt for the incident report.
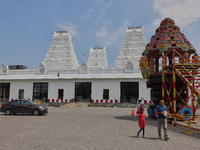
[154,100,169,141]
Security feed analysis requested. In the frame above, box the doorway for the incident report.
[0,83,10,101]
[58,89,64,99]
[75,82,91,102]
[120,82,139,103]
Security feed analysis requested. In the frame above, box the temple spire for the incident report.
[115,26,147,70]
[87,47,108,68]
[43,31,79,70]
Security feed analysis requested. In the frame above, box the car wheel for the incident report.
[5,109,12,115]
[33,109,39,116]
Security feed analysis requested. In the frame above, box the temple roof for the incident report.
[160,18,175,26]
[143,18,196,55]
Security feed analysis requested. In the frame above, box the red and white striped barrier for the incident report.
[46,99,119,103]
[47,99,72,103]
[91,99,119,103]
[139,100,153,104]
[10,98,152,104]
[10,99,73,103]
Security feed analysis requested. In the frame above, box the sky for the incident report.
[0,0,200,69]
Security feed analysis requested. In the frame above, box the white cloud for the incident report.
[151,0,200,28]
[81,13,93,18]
[57,22,80,39]
[95,21,131,46]
[96,0,112,24]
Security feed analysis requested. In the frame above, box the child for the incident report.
[137,108,146,138]
[136,100,142,116]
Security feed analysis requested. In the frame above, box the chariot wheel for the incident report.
[147,106,157,118]
[180,106,193,121]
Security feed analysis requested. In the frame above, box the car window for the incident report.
[29,101,37,105]
[21,101,31,106]
[10,101,20,105]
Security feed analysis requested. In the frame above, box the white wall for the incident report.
[5,78,150,102]
[92,80,119,100]
[138,79,151,100]
[10,80,33,100]
[92,79,150,102]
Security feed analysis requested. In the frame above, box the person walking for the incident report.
[137,108,146,138]
[154,100,169,141]
[136,100,142,116]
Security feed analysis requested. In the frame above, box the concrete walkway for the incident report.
[0,107,200,150]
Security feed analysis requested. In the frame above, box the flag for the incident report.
[57,72,60,77]
[83,54,85,56]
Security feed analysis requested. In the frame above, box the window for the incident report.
[21,101,30,106]
[10,100,20,105]
[96,55,98,57]
[18,89,24,99]
[103,89,109,99]
[153,45,157,48]
[95,62,97,66]
[39,65,45,73]
[126,63,133,72]
[75,82,92,100]
[33,82,48,101]
[156,38,159,41]
[0,83,10,101]
[172,44,176,47]
[170,36,174,39]
[58,89,64,99]
[121,82,139,104]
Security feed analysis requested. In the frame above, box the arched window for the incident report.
[125,62,133,72]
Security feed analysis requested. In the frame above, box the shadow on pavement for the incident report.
[114,115,200,140]
[0,113,46,116]
[129,136,159,140]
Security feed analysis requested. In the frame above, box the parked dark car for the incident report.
[0,100,48,115]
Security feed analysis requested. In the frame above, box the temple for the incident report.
[0,26,150,104]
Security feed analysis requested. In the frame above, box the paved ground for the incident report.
[0,107,200,150]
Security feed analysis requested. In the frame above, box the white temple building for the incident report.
[0,26,150,104]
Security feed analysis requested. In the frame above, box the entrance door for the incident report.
[121,82,139,103]
[75,82,91,102]
[58,89,64,99]
[0,83,10,101]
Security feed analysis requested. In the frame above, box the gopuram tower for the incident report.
[87,47,108,69]
[115,26,147,71]
[43,31,79,70]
